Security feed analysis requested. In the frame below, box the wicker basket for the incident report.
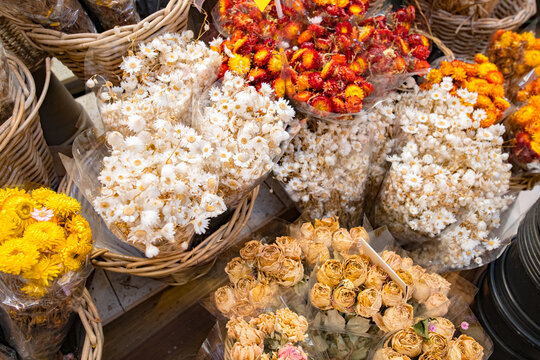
[0,16,46,72]
[409,0,536,59]
[59,176,259,285]
[78,288,103,360]
[0,0,192,84]
[0,55,57,188]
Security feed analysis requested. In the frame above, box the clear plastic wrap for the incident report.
[3,0,97,34]
[0,186,93,359]
[274,117,373,228]
[80,0,140,30]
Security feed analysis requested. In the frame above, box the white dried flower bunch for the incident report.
[98,31,221,133]
[195,71,294,204]
[375,77,514,268]
[274,117,371,225]
[93,33,295,258]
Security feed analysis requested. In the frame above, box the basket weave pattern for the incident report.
[411,0,536,59]
[0,0,192,83]
[0,56,57,188]
[78,288,103,360]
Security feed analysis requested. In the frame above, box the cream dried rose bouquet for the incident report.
[74,31,295,258]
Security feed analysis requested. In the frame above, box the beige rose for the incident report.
[446,335,484,360]
[332,228,353,253]
[299,222,314,240]
[331,284,356,313]
[230,300,257,318]
[391,327,423,357]
[303,241,330,266]
[315,217,340,232]
[234,277,258,301]
[230,342,263,360]
[275,308,308,342]
[381,251,403,271]
[431,273,451,296]
[382,281,405,307]
[418,352,444,360]
[239,240,262,262]
[227,318,264,345]
[310,282,333,310]
[343,256,368,287]
[365,265,389,290]
[429,317,455,341]
[214,285,236,314]
[356,288,382,318]
[413,272,435,303]
[317,259,343,287]
[350,226,369,243]
[422,332,448,355]
[257,244,284,275]
[249,312,276,335]
[276,236,302,260]
[314,226,332,248]
[250,282,276,308]
[225,257,253,283]
[277,258,304,287]
[424,292,450,317]
[373,348,412,360]
[382,304,414,332]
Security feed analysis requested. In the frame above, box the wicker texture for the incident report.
[78,288,103,360]
[0,16,45,71]
[0,56,57,188]
[0,0,192,84]
[59,176,258,285]
[411,0,536,59]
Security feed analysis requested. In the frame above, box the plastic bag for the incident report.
[0,44,16,126]
[0,186,94,359]
[80,0,140,30]
[3,0,97,34]
[274,117,373,228]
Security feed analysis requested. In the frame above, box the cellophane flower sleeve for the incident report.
[0,186,94,359]
[79,0,139,30]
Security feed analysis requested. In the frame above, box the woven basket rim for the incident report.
[0,0,192,46]
[415,0,536,25]
[79,288,103,360]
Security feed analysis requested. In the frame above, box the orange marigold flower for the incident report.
[344,84,365,99]
[426,69,443,84]
[228,54,251,77]
[336,0,350,8]
[267,53,282,73]
[477,62,499,78]
[529,95,540,108]
[493,97,510,111]
[476,95,493,108]
[451,67,468,81]
[273,78,286,98]
[525,50,540,68]
[490,84,505,98]
[481,111,498,127]
[440,62,454,76]
[475,54,489,64]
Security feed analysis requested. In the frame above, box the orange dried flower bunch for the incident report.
[422,54,509,127]
[516,78,540,103]
[488,30,540,82]
[509,95,540,165]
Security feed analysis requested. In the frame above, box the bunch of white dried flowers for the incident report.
[92,32,295,257]
[375,77,514,269]
[274,117,372,226]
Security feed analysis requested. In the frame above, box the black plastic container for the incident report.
[475,199,540,359]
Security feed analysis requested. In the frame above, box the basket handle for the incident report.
[414,28,455,61]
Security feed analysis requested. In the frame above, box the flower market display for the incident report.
[86,31,294,258]
[226,309,311,360]
[0,187,93,359]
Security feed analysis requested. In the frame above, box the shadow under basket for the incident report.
[59,176,259,286]
[0,0,192,84]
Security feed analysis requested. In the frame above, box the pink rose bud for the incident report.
[460,321,469,330]
[278,344,308,360]
[428,324,436,332]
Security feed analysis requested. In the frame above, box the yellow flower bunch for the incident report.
[488,30,540,81]
[509,95,540,164]
[422,54,509,127]
[0,187,92,297]
[516,78,540,103]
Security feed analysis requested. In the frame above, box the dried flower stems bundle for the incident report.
[376,70,513,269]
[488,30,540,93]
[374,318,484,360]
[80,0,139,30]
[310,250,451,333]
[0,187,93,359]
[226,309,309,360]
[3,0,97,33]
[274,117,372,226]
[94,32,294,258]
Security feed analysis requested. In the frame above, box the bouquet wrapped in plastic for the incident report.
[80,0,139,30]
[0,43,15,126]
[76,31,296,258]
[0,187,93,359]
[374,56,515,271]
[3,0,97,33]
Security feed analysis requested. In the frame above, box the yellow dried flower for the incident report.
[31,188,81,217]
[65,214,92,244]
[2,195,37,228]
[21,282,46,297]
[0,238,39,275]
[0,188,28,208]
[23,222,66,251]
[22,256,62,287]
